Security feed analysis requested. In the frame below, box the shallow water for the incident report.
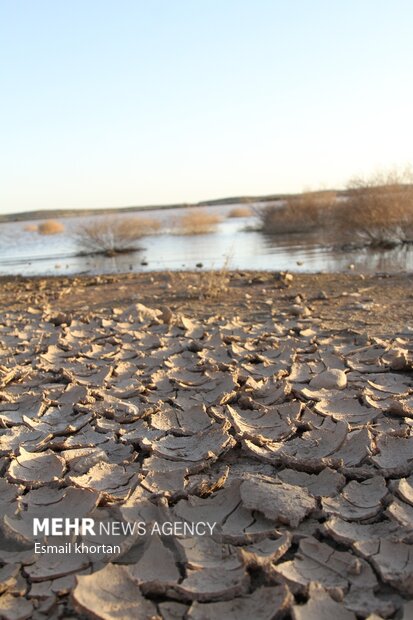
[1,205,413,276]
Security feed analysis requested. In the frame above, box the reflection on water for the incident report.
[0,207,413,276]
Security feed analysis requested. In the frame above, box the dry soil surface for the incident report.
[0,270,412,620]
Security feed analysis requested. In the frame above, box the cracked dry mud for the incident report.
[0,270,412,619]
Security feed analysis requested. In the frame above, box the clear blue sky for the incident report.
[1,0,412,214]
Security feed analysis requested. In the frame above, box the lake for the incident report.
[1,204,413,276]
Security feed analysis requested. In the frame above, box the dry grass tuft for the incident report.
[335,169,413,247]
[136,217,161,235]
[174,211,221,235]
[197,264,230,299]
[24,224,38,232]
[74,216,160,256]
[37,220,65,235]
[166,262,231,300]
[260,191,336,235]
[227,206,252,218]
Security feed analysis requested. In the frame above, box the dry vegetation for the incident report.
[23,223,38,232]
[260,191,337,235]
[74,216,160,256]
[37,220,65,235]
[196,263,230,299]
[227,206,252,218]
[166,263,230,300]
[173,210,221,234]
[135,216,161,235]
[335,169,413,247]
[260,169,413,248]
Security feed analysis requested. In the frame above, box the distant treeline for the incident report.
[0,189,345,223]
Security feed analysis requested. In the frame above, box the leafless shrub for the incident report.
[335,169,413,247]
[37,220,65,235]
[227,206,252,218]
[260,191,337,235]
[74,216,160,256]
[136,217,161,235]
[173,211,221,235]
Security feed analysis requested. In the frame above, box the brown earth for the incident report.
[0,270,412,619]
[0,270,412,331]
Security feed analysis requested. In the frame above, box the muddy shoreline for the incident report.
[1,270,412,332]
